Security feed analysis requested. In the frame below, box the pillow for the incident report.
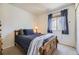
[23,29,27,35]
[23,29,34,35]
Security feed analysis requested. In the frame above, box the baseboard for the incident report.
[59,43,76,49]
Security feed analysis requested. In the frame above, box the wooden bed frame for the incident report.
[39,36,58,55]
[15,30,58,55]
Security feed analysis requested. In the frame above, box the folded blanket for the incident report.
[27,33,54,55]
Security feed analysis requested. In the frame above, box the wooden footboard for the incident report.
[39,37,58,55]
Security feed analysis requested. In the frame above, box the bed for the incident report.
[15,29,58,55]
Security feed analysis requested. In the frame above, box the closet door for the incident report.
[76,4,79,54]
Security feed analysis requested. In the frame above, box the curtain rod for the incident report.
[48,10,61,15]
[49,9,68,16]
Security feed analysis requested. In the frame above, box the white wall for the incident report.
[76,4,79,54]
[0,4,36,49]
[35,5,76,48]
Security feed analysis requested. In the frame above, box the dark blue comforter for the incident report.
[15,34,41,50]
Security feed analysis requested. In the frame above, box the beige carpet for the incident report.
[53,44,77,55]
[2,44,77,55]
[2,46,24,55]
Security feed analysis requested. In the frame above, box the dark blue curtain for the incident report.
[61,9,69,34]
[48,14,53,33]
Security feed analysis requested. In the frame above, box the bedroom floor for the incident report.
[53,44,77,55]
[2,44,77,55]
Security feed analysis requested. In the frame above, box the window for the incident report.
[51,16,63,31]
[51,18,57,30]
[48,9,68,34]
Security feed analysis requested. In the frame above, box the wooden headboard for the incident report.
[15,30,20,36]
[15,29,24,40]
